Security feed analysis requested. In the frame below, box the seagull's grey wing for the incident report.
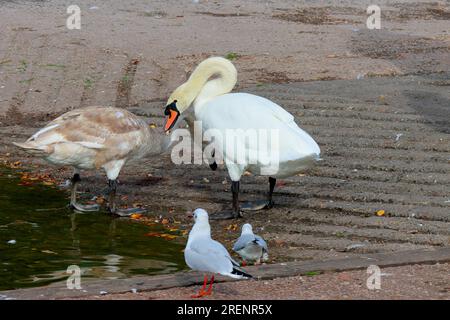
[210,239,241,267]
[186,239,235,274]
[255,235,268,252]
[232,234,255,252]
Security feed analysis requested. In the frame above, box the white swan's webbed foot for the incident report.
[210,209,242,220]
[209,161,217,171]
[240,199,274,211]
[241,177,276,211]
[210,180,242,219]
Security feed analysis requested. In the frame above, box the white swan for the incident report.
[13,106,170,216]
[164,57,320,219]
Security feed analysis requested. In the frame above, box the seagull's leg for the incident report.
[241,177,276,211]
[191,275,209,298]
[69,173,100,212]
[202,275,208,291]
[211,181,242,220]
[107,179,146,217]
[205,275,214,295]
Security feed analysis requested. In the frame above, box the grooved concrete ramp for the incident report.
[124,74,450,263]
[3,74,449,265]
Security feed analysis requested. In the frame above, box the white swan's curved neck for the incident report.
[193,78,229,111]
[175,57,237,113]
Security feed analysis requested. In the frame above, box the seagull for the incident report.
[233,223,269,265]
[184,208,252,298]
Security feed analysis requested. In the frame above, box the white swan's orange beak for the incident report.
[164,101,180,132]
[164,110,179,131]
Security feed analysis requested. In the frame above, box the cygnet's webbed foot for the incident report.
[69,202,100,212]
[108,206,146,217]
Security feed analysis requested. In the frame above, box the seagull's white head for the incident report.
[188,208,211,241]
[193,208,209,223]
[242,223,253,234]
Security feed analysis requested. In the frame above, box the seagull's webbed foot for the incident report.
[191,275,214,298]
[240,199,274,211]
[191,275,212,298]
[191,290,211,298]
[69,202,100,212]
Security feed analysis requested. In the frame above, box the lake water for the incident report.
[0,167,186,291]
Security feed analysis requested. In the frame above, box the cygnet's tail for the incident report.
[12,141,50,155]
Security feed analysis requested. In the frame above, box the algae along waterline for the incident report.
[0,167,186,291]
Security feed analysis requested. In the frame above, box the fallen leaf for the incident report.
[144,232,177,240]
[160,234,177,240]
[95,196,106,204]
[376,209,385,217]
[305,271,321,276]
[225,224,238,231]
[145,232,161,238]
[130,213,143,220]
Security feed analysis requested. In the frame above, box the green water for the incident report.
[0,167,186,291]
